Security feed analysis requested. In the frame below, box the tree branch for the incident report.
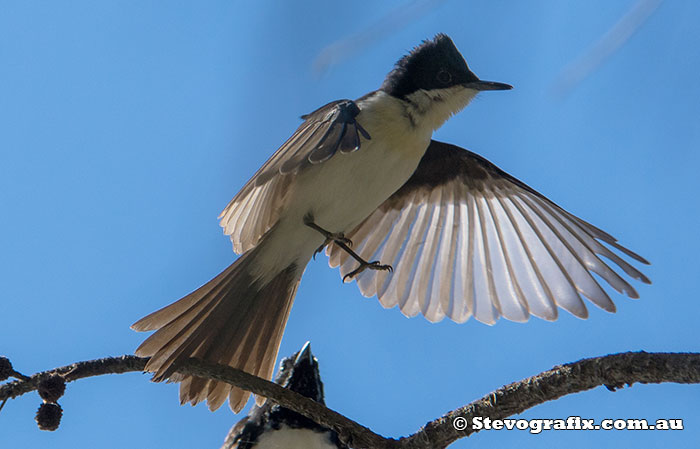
[1,351,698,448]
[399,351,700,449]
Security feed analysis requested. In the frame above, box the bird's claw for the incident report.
[343,261,393,283]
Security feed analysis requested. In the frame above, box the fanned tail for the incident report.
[132,245,300,412]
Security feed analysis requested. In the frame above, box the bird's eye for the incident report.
[436,69,452,85]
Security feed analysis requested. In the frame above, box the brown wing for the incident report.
[327,140,650,324]
[219,99,370,253]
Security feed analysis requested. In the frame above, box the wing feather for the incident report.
[355,209,400,297]
[219,99,370,253]
[375,192,422,308]
[472,194,501,323]
[411,188,445,321]
[393,201,432,316]
[434,183,458,321]
[482,194,530,322]
[492,191,558,320]
[329,140,649,325]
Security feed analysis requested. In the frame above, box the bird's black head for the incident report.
[267,343,347,445]
[381,34,511,99]
[224,343,348,449]
[281,342,325,404]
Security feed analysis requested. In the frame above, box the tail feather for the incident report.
[132,246,300,413]
[131,261,240,332]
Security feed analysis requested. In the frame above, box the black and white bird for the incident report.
[221,343,346,449]
[132,34,649,413]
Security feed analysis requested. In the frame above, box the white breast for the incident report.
[253,425,339,449]
[292,92,431,230]
[253,92,433,278]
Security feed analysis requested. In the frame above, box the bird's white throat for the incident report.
[404,86,479,131]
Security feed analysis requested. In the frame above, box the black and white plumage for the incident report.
[221,343,346,449]
[131,33,648,414]
[327,140,650,324]
[132,34,512,412]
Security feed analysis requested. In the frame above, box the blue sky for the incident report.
[1,1,698,448]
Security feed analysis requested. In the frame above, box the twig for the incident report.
[398,351,700,448]
[0,355,387,448]
[1,351,698,448]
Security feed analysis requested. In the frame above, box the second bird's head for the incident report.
[381,34,512,129]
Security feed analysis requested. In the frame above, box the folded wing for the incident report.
[220,99,370,254]
[327,140,650,324]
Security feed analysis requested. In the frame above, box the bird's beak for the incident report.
[464,80,513,91]
[294,341,313,365]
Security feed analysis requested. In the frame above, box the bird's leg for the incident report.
[303,213,353,258]
[303,213,393,282]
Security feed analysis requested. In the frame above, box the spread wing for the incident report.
[219,99,370,254]
[327,140,650,324]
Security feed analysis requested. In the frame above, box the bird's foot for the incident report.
[343,261,393,283]
[303,213,392,279]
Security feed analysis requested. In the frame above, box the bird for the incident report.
[221,342,347,449]
[131,33,649,413]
